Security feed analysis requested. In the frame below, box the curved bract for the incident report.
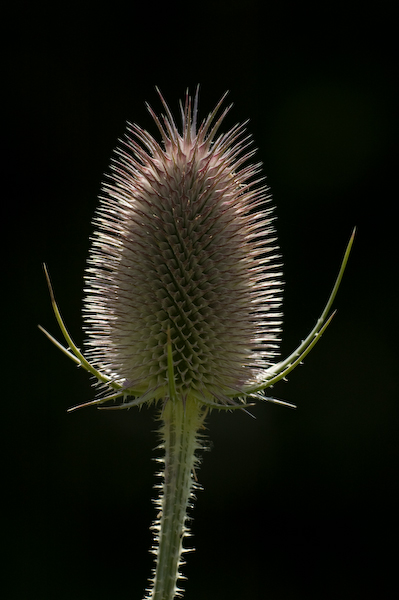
[39,230,354,411]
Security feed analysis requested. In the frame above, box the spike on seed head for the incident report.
[83,89,283,408]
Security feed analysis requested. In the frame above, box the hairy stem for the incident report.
[146,397,206,600]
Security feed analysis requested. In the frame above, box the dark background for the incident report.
[4,1,398,598]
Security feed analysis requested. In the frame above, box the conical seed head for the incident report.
[84,90,283,406]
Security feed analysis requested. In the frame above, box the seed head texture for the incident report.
[83,90,283,407]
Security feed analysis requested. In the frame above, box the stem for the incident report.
[146,397,206,600]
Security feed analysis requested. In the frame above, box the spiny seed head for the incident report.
[83,89,283,407]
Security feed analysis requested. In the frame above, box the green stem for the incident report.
[146,397,206,600]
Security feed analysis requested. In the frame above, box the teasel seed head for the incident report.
[83,88,283,408]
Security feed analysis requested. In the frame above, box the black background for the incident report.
[4,1,398,598]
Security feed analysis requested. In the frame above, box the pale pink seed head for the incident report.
[83,90,283,406]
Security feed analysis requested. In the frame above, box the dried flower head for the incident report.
[83,89,282,409]
[40,89,353,415]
